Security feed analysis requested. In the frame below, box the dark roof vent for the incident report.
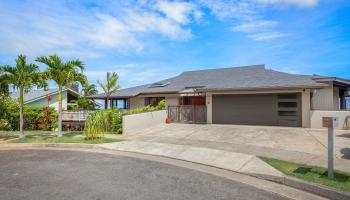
[148,82,169,88]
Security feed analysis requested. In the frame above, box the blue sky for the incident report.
[0,0,349,91]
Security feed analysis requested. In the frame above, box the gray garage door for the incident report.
[212,93,301,127]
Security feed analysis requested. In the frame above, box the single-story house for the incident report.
[90,65,350,129]
[11,87,81,111]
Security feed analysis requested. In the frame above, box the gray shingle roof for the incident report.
[11,88,80,103]
[92,65,331,98]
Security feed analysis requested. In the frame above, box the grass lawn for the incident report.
[9,135,124,144]
[260,157,350,192]
[0,130,83,135]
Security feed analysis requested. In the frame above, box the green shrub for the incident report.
[84,100,166,135]
[0,96,18,130]
[84,110,111,139]
[36,107,58,131]
[0,119,11,130]
[0,97,57,131]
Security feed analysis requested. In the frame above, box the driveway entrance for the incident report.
[127,123,350,172]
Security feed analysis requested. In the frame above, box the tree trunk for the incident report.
[19,87,24,138]
[57,86,63,137]
[106,95,110,109]
[104,97,108,109]
[109,96,113,109]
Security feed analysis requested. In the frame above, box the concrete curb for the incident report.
[283,176,350,200]
[1,143,349,200]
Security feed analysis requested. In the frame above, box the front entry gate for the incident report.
[168,105,207,124]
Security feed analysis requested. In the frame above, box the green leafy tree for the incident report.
[71,96,96,110]
[82,83,98,97]
[36,54,87,137]
[97,72,120,109]
[1,55,46,138]
[0,66,9,95]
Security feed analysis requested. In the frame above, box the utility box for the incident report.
[322,117,339,128]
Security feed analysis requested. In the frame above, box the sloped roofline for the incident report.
[23,88,81,104]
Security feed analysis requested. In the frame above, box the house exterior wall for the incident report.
[165,96,179,107]
[311,82,340,110]
[129,97,145,109]
[206,92,213,124]
[26,91,68,110]
[333,87,340,110]
[127,88,346,129]
[301,89,311,128]
[129,94,180,109]
[310,110,350,129]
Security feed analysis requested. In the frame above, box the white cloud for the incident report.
[154,0,202,24]
[124,9,192,40]
[88,15,144,51]
[0,0,196,58]
[249,32,288,41]
[256,0,319,7]
[198,0,257,20]
[232,20,278,32]
[0,0,321,58]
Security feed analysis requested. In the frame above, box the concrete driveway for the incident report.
[127,123,350,172]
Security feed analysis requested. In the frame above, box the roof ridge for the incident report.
[181,64,266,74]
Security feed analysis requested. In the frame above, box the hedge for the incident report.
[0,96,57,131]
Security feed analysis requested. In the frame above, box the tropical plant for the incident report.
[82,83,98,96]
[0,96,18,130]
[97,72,120,109]
[71,96,96,110]
[84,99,166,135]
[36,54,87,137]
[1,55,46,138]
[84,110,111,139]
[0,66,9,95]
[36,107,57,131]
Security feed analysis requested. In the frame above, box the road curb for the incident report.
[1,143,349,200]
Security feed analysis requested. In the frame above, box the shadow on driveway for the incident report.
[340,148,350,160]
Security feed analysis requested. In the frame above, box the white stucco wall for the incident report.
[122,110,167,135]
[206,92,212,124]
[26,91,68,111]
[165,96,179,107]
[310,110,350,129]
[301,89,311,128]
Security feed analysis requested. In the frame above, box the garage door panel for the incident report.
[212,93,302,127]
[213,94,278,126]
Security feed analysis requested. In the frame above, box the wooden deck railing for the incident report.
[62,110,94,122]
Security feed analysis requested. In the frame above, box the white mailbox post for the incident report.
[322,117,339,179]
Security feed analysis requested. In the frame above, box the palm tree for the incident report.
[1,55,46,138]
[82,83,98,97]
[97,72,120,109]
[36,54,87,137]
[0,66,9,94]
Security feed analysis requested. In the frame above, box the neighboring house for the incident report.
[90,65,350,129]
[11,88,81,111]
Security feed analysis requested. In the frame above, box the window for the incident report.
[145,97,165,107]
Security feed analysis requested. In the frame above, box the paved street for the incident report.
[126,123,350,172]
[0,149,292,200]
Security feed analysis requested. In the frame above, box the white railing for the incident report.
[62,110,94,122]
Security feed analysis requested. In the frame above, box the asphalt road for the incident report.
[0,150,289,200]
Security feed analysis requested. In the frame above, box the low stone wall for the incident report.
[122,110,167,135]
[310,110,350,129]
